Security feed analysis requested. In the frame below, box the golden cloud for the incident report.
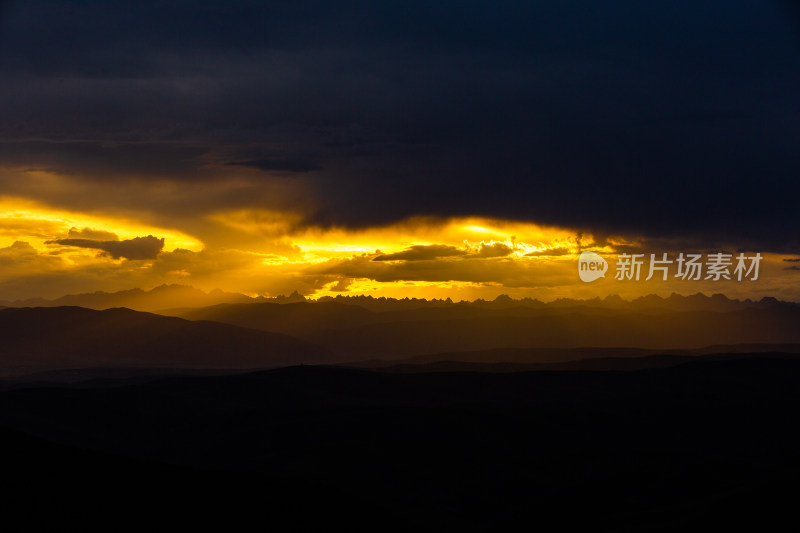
[1,199,798,302]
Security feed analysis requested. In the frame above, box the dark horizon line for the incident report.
[1,283,797,307]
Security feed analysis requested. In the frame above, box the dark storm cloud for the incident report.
[526,247,572,257]
[477,242,514,258]
[224,146,321,174]
[0,240,38,265]
[51,235,165,260]
[322,254,560,287]
[0,140,210,180]
[2,1,800,250]
[226,159,318,173]
[67,227,119,241]
[373,245,467,262]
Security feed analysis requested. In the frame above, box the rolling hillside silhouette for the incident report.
[0,284,257,312]
[0,306,332,376]
[2,298,800,529]
[349,346,800,372]
[4,297,800,376]
[176,299,800,359]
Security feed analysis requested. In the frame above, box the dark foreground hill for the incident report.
[348,344,800,371]
[0,284,257,312]
[2,358,800,530]
[0,426,405,530]
[178,301,800,358]
[0,306,332,376]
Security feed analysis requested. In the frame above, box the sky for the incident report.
[1,0,799,301]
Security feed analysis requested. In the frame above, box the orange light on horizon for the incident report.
[0,196,203,252]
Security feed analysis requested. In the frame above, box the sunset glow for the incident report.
[1,195,797,302]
